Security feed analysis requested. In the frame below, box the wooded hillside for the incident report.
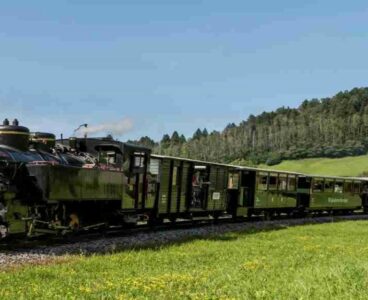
[129,87,368,165]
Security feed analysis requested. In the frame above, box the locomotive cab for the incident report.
[95,143,123,170]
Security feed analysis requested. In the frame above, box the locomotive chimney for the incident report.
[12,119,19,126]
[3,119,9,126]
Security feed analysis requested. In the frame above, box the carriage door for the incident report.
[132,152,148,210]
[227,171,240,216]
[146,158,160,210]
[241,170,256,208]
[189,165,210,210]
[297,176,311,208]
[168,161,182,214]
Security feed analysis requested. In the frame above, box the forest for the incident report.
[129,87,368,166]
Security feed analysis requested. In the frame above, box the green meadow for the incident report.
[1,221,368,299]
[259,155,368,177]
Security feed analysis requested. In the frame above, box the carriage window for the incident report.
[313,178,324,192]
[288,175,297,191]
[278,174,288,191]
[334,181,343,193]
[324,179,334,192]
[344,181,353,193]
[268,173,278,191]
[149,159,160,175]
[134,155,145,168]
[353,182,361,194]
[257,172,268,191]
[228,173,239,189]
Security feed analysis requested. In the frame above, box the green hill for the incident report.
[259,155,368,177]
[132,87,368,166]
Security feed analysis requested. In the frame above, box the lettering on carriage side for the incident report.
[328,198,348,204]
[161,194,167,204]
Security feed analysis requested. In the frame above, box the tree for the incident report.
[192,129,203,140]
[171,131,180,145]
[160,134,171,149]
[179,134,186,143]
[138,136,156,148]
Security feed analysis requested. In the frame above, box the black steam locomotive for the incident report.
[0,119,151,238]
[1,119,368,240]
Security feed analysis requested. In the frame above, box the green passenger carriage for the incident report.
[148,155,229,222]
[226,168,302,218]
[306,176,364,213]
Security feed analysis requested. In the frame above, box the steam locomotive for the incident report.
[1,119,368,239]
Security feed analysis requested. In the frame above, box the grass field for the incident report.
[1,221,368,299]
[259,155,368,177]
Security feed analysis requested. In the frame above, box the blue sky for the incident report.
[1,0,368,141]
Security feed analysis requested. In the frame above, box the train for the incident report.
[0,118,368,239]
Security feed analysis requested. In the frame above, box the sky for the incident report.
[1,0,368,141]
